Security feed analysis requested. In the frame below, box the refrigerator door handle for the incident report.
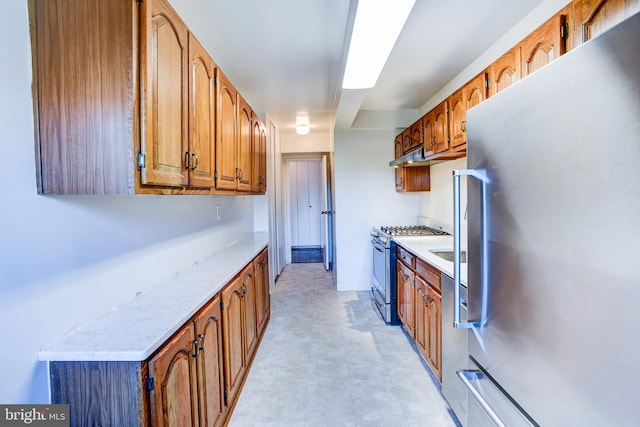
[453,169,488,328]
[457,369,507,427]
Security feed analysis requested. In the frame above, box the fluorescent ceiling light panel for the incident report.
[342,0,416,89]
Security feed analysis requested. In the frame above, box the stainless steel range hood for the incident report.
[389,146,428,167]
[389,145,466,167]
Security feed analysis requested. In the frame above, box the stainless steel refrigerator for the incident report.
[451,12,640,427]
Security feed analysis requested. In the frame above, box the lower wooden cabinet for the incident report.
[48,249,269,426]
[397,247,442,382]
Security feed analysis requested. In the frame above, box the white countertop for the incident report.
[39,232,269,362]
[392,235,468,285]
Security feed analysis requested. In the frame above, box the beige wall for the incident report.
[281,132,333,153]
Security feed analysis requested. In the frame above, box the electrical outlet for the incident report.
[216,205,221,220]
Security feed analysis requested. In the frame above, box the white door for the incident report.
[288,160,322,247]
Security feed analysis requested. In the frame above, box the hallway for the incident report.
[229,263,458,426]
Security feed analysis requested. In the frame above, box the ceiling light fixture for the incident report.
[295,124,310,135]
[342,0,416,89]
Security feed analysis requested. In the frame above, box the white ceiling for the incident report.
[177,0,544,135]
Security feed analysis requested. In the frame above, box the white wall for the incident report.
[0,1,259,404]
[334,129,421,291]
[281,132,333,153]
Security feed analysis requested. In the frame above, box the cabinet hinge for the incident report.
[561,22,569,39]
[137,152,146,170]
[136,0,143,4]
[214,170,218,180]
[145,376,154,392]
[220,301,224,310]
[214,75,218,86]
[224,390,228,404]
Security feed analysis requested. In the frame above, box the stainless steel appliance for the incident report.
[452,13,640,426]
[441,273,468,426]
[371,225,448,323]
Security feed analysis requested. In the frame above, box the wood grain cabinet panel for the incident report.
[237,96,253,192]
[30,0,137,194]
[573,0,639,46]
[519,12,567,78]
[187,34,216,189]
[194,296,226,427]
[215,71,239,192]
[397,260,415,338]
[432,100,449,155]
[489,47,521,96]
[140,0,189,187]
[254,248,270,335]
[251,118,267,194]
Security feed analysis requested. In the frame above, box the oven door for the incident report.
[371,238,389,303]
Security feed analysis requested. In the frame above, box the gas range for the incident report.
[379,225,449,237]
[371,225,449,248]
[370,224,450,324]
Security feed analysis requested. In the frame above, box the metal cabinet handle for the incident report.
[192,340,199,358]
[461,120,467,132]
[453,169,489,328]
[198,334,205,350]
[457,370,507,427]
[185,152,192,170]
[191,153,198,170]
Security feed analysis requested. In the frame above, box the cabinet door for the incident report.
[194,296,225,427]
[414,276,430,362]
[425,284,442,381]
[401,128,412,154]
[242,263,259,361]
[489,47,520,96]
[188,34,216,188]
[520,13,566,78]
[432,101,449,154]
[237,96,253,192]
[397,261,415,337]
[448,88,465,150]
[422,111,435,156]
[574,0,638,45]
[215,71,238,191]
[148,322,198,427]
[221,275,245,402]
[251,118,267,194]
[140,0,188,187]
[254,249,270,334]
[409,119,423,152]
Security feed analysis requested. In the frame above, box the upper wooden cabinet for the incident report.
[572,0,640,46]
[236,96,253,192]
[401,128,413,154]
[30,0,264,195]
[489,47,521,97]
[30,0,138,194]
[188,34,216,188]
[432,101,449,155]
[251,118,267,194]
[394,134,404,158]
[448,71,488,152]
[140,0,189,188]
[519,12,567,78]
[404,119,423,153]
[215,71,239,192]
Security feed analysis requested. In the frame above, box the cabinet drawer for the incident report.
[416,258,441,292]
[397,246,416,268]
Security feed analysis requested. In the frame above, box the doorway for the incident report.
[284,154,334,270]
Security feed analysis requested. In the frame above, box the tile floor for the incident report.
[228,263,459,427]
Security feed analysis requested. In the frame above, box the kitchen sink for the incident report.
[430,250,467,263]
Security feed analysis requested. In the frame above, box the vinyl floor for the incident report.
[228,263,458,427]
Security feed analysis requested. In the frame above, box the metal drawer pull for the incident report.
[457,370,507,427]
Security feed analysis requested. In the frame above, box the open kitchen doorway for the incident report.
[284,154,334,271]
